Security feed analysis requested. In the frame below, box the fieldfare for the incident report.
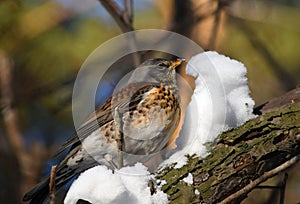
[23,58,184,204]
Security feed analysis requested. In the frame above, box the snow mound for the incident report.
[65,163,168,204]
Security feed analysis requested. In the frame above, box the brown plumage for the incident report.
[23,58,184,204]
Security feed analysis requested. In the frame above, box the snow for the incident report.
[157,179,167,187]
[182,173,193,186]
[65,51,256,203]
[160,51,256,168]
[64,163,168,204]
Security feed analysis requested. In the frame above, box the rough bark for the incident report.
[156,87,300,204]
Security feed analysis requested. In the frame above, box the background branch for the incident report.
[99,0,140,66]
[232,17,297,91]
[207,0,226,50]
[99,0,133,32]
[0,51,25,161]
[0,51,48,201]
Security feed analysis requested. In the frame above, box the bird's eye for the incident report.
[158,62,169,67]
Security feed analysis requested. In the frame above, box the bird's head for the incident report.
[134,58,185,84]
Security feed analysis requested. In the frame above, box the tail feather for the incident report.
[23,178,50,204]
[23,156,100,203]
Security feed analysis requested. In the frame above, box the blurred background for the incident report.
[0,0,299,203]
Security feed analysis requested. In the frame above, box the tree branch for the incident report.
[207,1,222,50]
[156,87,300,203]
[99,0,133,32]
[49,165,57,204]
[219,157,298,204]
[99,0,140,66]
[0,51,50,201]
[0,51,25,159]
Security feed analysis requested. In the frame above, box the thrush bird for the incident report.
[23,58,184,204]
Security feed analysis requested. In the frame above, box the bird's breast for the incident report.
[122,85,180,141]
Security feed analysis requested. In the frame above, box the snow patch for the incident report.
[183,173,193,186]
[161,51,256,168]
[65,163,168,204]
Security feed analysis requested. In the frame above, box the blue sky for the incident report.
[54,0,155,20]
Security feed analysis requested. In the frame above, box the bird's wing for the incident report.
[55,82,160,156]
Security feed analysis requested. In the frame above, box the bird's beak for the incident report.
[169,58,185,69]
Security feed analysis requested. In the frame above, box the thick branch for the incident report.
[156,87,300,204]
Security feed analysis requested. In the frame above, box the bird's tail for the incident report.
[23,178,50,204]
[23,157,99,203]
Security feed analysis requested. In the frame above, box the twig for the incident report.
[279,173,288,204]
[123,0,133,23]
[123,0,128,16]
[129,0,133,23]
[254,173,288,204]
[49,165,57,204]
[114,107,123,169]
[99,0,132,32]
[219,155,300,204]
[255,185,281,189]
[99,0,140,66]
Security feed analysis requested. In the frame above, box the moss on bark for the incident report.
[156,100,300,203]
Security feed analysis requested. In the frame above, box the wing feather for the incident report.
[54,82,160,156]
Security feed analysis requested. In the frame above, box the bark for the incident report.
[156,87,300,204]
